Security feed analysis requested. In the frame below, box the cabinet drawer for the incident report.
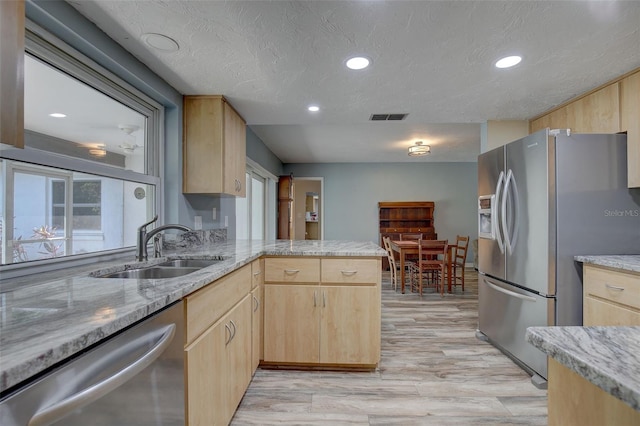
[251,258,263,289]
[321,258,380,284]
[264,257,320,283]
[584,266,640,310]
[186,265,251,344]
[584,296,640,326]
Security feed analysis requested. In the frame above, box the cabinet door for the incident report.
[251,285,262,374]
[227,296,252,412]
[320,286,380,365]
[0,0,24,148]
[223,100,246,197]
[621,71,640,188]
[185,315,227,426]
[263,285,320,363]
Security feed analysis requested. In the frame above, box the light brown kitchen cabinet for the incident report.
[621,71,640,187]
[548,358,640,426]
[529,67,640,188]
[183,95,246,196]
[184,265,252,426]
[263,257,381,367]
[0,0,24,149]
[583,264,640,325]
[529,83,620,134]
[250,258,263,374]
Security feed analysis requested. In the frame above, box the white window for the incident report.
[235,160,276,240]
[0,24,161,268]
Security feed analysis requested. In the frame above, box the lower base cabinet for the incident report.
[184,266,252,426]
[263,257,381,367]
[548,358,640,426]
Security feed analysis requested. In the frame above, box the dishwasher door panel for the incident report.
[0,301,184,426]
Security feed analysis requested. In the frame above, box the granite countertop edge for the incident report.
[0,240,386,394]
[526,326,640,412]
[574,255,640,273]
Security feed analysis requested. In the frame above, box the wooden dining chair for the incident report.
[408,239,448,296]
[450,235,470,292]
[382,236,400,291]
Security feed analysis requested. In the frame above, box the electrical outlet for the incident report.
[194,216,202,230]
[224,216,228,227]
[212,207,217,220]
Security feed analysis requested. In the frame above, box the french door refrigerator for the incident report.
[477,128,640,385]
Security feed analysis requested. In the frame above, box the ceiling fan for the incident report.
[117,124,142,154]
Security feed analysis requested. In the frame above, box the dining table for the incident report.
[389,240,457,294]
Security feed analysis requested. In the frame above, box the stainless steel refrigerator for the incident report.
[477,128,640,386]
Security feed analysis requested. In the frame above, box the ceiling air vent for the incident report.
[369,113,408,121]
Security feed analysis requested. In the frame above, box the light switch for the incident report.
[212,207,217,220]
[194,216,202,230]
[224,216,228,227]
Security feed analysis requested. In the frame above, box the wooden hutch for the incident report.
[378,201,436,269]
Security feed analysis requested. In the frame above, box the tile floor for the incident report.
[232,270,548,425]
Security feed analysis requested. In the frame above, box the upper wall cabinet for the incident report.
[530,69,640,188]
[621,71,640,188]
[183,95,246,196]
[529,83,620,134]
[0,0,25,149]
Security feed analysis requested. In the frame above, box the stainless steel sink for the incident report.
[156,259,221,268]
[95,257,225,279]
[99,266,200,279]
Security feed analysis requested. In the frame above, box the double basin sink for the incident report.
[96,258,225,279]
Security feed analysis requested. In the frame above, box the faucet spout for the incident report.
[135,216,192,261]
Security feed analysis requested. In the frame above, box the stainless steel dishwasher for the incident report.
[0,301,184,426]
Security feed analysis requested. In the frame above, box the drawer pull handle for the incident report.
[253,270,262,276]
[253,295,260,312]
[605,284,625,291]
[341,270,357,276]
[284,269,300,274]
[313,290,317,307]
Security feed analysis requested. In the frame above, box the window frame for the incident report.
[0,20,164,274]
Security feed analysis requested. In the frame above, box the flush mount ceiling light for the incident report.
[49,113,66,118]
[408,141,431,157]
[345,56,370,70]
[495,55,522,69]
[308,105,320,112]
[141,33,180,52]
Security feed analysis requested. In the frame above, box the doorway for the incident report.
[293,177,323,240]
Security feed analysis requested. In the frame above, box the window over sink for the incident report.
[0,22,162,268]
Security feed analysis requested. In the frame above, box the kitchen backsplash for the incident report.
[162,229,227,250]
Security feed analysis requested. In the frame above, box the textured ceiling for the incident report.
[67,0,640,163]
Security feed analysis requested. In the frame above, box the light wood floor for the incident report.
[232,270,548,425]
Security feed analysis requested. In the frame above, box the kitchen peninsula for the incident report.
[527,255,640,426]
[0,239,385,398]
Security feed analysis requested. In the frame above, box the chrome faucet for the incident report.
[136,215,193,261]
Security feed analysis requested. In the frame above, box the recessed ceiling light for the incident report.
[141,33,180,52]
[495,55,522,69]
[49,113,66,118]
[308,105,320,112]
[345,56,370,70]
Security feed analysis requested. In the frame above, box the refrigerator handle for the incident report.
[484,278,537,302]
[510,171,520,251]
[501,170,512,255]
[494,171,505,254]
[501,169,520,256]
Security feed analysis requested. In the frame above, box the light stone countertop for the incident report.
[0,239,386,395]
[526,326,640,412]
[574,255,640,273]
